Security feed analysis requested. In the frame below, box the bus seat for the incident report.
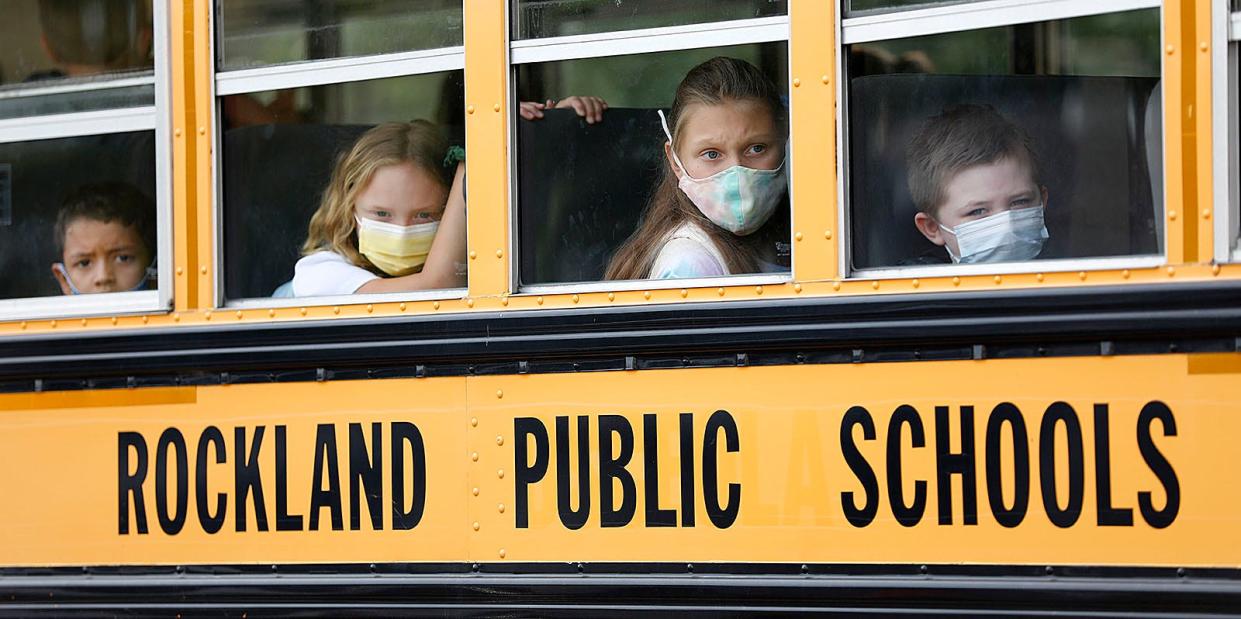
[222,123,369,300]
[848,74,1161,269]
[516,107,665,285]
[0,132,155,300]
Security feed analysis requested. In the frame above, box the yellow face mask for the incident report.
[355,216,439,277]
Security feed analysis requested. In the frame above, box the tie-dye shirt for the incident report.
[648,223,730,279]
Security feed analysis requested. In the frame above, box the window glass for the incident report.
[217,0,463,71]
[0,0,155,116]
[512,0,786,40]
[221,70,465,300]
[846,8,1163,271]
[0,131,157,300]
[514,43,790,285]
[846,0,977,17]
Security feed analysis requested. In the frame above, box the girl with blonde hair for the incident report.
[293,120,466,296]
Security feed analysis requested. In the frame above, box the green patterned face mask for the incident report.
[660,110,785,236]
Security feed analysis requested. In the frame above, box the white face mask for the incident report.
[53,261,156,294]
[937,205,1049,264]
[355,216,439,276]
[659,110,786,236]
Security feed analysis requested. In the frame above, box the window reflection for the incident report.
[847,9,1163,270]
[512,0,786,40]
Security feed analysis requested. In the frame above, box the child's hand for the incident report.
[518,101,549,120]
[553,96,607,124]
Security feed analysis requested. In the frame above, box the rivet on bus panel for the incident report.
[1166,44,1175,55]
[467,105,475,114]
[822,74,830,84]
[680,289,688,298]
[235,311,243,319]
[795,232,803,241]
[400,302,407,311]
[794,283,803,293]
[992,275,1001,285]
[19,321,27,330]
[1213,264,1222,276]
[717,287,725,296]
[537,296,544,305]
[498,504,505,513]
[1167,266,1176,277]
[1200,42,1209,52]
[496,389,503,399]
[499,549,507,558]
[472,522,480,531]
[466,298,475,308]
[1203,209,1212,219]
[498,469,505,479]
[755,286,764,295]
[470,417,478,427]
[200,266,208,274]
[198,126,206,135]
[832,281,841,291]
[496,249,504,258]
[1078,271,1087,281]
[608,292,615,301]
[643,291,651,300]
[872,281,880,290]
[80,318,87,326]
[493,103,501,112]
[1036,273,1044,282]
[793,78,801,87]
[952,277,961,286]
[433,301,440,310]
[175,267,183,275]
[824,230,833,240]
[204,312,212,321]
[172,314,180,322]
[472,487,479,496]
[300,308,307,315]
[501,297,509,306]
[572,294,580,303]
[1169,210,1178,220]
[911,279,919,289]
[267,309,274,318]
[496,436,504,446]
[366,304,373,313]
[332,306,340,315]
[111,317,118,325]
[469,250,477,259]
[174,128,182,137]
[471,452,479,462]
[1122,269,1131,279]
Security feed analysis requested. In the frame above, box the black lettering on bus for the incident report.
[195,426,227,534]
[679,413,695,527]
[154,428,188,535]
[886,404,927,527]
[840,406,877,527]
[556,416,590,530]
[984,403,1029,528]
[234,426,269,532]
[1093,404,1134,526]
[1039,402,1084,528]
[1137,401,1180,529]
[308,424,343,531]
[275,425,304,531]
[702,410,740,529]
[935,405,977,525]
[391,421,426,530]
[513,417,549,529]
[349,422,384,531]
[643,413,676,527]
[117,431,149,535]
[598,414,636,528]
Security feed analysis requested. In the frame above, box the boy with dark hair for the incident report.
[51,182,155,295]
[34,0,152,80]
[906,104,1049,264]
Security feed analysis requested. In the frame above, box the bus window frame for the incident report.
[505,11,795,295]
[0,1,173,323]
[1213,1,1240,263]
[209,1,468,309]
[836,0,1169,281]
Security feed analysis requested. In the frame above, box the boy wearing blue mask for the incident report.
[51,183,156,295]
[907,104,1049,265]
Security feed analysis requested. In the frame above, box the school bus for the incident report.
[0,0,1238,615]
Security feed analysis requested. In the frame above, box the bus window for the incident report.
[511,0,786,40]
[215,1,466,304]
[1219,0,1241,262]
[0,0,154,119]
[843,6,1163,274]
[845,0,975,16]
[511,8,790,287]
[217,0,463,71]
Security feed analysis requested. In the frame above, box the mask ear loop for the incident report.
[53,263,83,295]
[658,110,698,182]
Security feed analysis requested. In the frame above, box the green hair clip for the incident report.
[443,145,465,168]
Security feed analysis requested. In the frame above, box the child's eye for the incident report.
[374,210,391,219]
[414,212,435,221]
[115,254,135,264]
[965,207,988,218]
[748,144,767,155]
[74,259,91,269]
[1010,198,1033,208]
[701,150,721,161]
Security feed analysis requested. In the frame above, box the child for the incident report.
[907,104,1049,264]
[51,182,156,295]
[605,57,789,280]
[294,120,466,296]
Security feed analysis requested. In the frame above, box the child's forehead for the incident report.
[945,155,1037,188]
[63,217,144,245]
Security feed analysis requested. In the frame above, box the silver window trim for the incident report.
[852,255,1165,281]
[519,273,791,297]
[509,16,789,65]
[215,46,466,96]
[842,0,1160,45]
[1217,5,1241,262]
[0,1,172,323]
[0,75,155,101]
[225,287,469,309]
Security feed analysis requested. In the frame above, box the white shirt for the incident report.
[292,250,379,297]
[648,223,729,279]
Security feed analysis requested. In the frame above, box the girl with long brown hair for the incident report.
[605,57,789,280]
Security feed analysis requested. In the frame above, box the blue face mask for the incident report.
[53,261,156,295]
